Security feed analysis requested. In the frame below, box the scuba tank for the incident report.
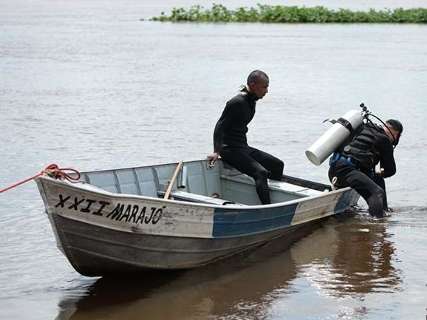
[305,109,365,166]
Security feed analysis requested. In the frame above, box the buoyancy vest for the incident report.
[341,123,386,170]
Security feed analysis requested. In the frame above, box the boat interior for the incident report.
[79,160,330,206]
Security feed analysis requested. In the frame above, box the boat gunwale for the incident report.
[36,175,352,211]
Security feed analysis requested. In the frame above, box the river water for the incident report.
[1,1,426,319]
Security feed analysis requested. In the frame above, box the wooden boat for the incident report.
[35,159,359,276]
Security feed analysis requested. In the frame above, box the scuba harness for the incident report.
[306,103,399,167]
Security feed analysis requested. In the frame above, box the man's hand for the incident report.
[207,152,220,167]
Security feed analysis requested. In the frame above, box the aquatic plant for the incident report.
[151,4,427,23]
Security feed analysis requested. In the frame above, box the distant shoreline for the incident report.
[150,4,427,23]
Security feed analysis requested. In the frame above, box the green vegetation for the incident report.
[151,4,427,23]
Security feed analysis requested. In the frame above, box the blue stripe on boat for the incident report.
[212,204,298,237]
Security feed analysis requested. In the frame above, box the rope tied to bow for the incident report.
[0,163,80,194]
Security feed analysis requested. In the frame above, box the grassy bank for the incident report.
[151,4,427,23]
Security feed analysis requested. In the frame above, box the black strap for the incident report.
[337,117,354,134]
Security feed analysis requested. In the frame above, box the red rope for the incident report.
[0,163,81,194]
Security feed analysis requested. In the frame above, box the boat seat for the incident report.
[268,180,324,196]
[157,190,246,206]
[221,174,323,197]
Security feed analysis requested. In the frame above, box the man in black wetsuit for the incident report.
[328,119,403,218]
[207,70,284,204]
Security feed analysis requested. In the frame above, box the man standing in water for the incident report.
[207,70,284,204]
[328,119,403,218]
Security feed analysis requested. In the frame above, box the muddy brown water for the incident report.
[1,0,426,319]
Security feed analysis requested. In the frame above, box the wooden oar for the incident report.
[164,161,183,199]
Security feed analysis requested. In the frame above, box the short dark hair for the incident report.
[247,70,269,86]
[386,119,403,134]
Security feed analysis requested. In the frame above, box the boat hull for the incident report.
[49,213,331,276]
[36,162,359,276]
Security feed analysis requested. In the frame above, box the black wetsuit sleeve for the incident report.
[213,100,239,153]
[378,137,396,178]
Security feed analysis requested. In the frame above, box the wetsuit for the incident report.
[328,123,396,218]
[213,90,284,204]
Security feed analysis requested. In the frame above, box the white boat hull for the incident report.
[36,160,359,276]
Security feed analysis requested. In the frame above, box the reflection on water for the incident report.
[56,226,302,320]
[2,0,427,318]
[56,215,402,320]
[303,215,400,296]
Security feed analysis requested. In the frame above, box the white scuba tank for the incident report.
[305,110,364,166]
